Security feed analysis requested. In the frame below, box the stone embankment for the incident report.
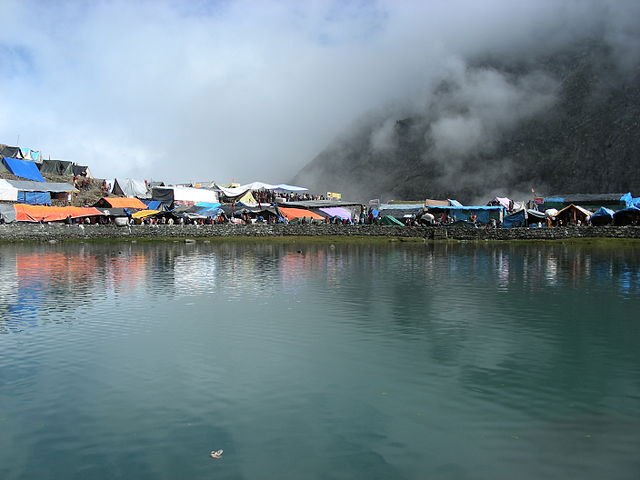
[1,223,640,242]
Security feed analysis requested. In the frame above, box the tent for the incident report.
[378,203,424,220]
[215,182,307,199]
[0,203,17,223]
[590,207,615,226]
[427,205,504,224]
[381,215,405,226]
[237,191,257,205]
[554,204,592,225]
[95,197,147,209]
[0,144,22,158]
[278,207,324,221]
[152,186,219,205]
[17,192,52,205]
[131,210,161,219]
[0,179,18,201]
[19,148,41,162]
[2,157,46,182]
[39,160,74,176]
[4,179,76,193]
[72,165,92,178]
[318,207,352,220]
[503,209,526,228]
[613,206,640,226]
[14,204,103,222]
[111,178,149,198]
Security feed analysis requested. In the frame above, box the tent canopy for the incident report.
[0,179,18,201]
[14,204,103,222]
[112,178,149,198]
[39,160,74,176]
[131,209,161,219]
[278,207,324,221]
[4,179,76,192]
[2,157,46,182]
[152,186,218,204]
[319,207,352,220]
[381,215,405,225]
[72,165,92,177]
[97,197,147,209]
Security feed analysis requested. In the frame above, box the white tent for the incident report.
[215,182,307,198]
[0,179,18,201]
[111,178,149,198]
[152,186,218,204]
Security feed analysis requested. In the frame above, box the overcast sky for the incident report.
[0,0,635,184]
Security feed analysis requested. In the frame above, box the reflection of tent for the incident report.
[14,204,103,222]
[278,207,324,221]
[2,157,46,182]
[381,215,404,225]
[95,197,147,209]
[39,160,74,176]
[111,178,149,198]
[591,207,615,226]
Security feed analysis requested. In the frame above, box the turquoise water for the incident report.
[1,241,639,479]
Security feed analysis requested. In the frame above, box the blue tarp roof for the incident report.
[592,207,615,218]
[427,205,504,211]
[2,157,46,182]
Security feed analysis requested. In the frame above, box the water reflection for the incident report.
[2,241,640,335]
[1,241,640,479]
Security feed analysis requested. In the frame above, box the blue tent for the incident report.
[2,157,46,182]
[591,207,615,226]
[503,209,526,228]
[17,191,52,205]
[427,205,504,224]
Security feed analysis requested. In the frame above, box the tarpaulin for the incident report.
[319,207,352,220]
[131,210,161,219]
[0,179,18,201]
[111,178,149,198]
[14,204,103,222]
[278,207,324,221]
[591,207,615,226]
[17,191,51,205]
[2,157,46,182]
[99,197,147,209]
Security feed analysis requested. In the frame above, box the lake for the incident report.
[1,240,639,479]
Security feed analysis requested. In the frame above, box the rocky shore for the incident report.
[2,223,640,243]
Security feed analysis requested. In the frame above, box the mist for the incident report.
[0,0,637,187]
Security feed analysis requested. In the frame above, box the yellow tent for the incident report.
[237,191,257,204]
[131,209,161,219]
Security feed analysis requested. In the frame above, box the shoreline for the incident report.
[2,223,640,244]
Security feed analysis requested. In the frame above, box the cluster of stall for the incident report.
[0,179,365,225]
[373,193,640,227]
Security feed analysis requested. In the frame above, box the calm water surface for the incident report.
[1,240,639,479]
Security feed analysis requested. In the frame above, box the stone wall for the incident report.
[1,223,640,242]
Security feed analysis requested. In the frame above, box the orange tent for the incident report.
[278,207,324,221]
[100,197,147,209]
[14,204,104,222]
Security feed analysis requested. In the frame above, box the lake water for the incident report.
[1,240,639,479]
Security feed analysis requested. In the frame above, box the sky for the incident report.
[0,0,637,185]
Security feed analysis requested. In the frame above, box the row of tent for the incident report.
[503,203,640,227]
[0,179,76,205]
[0,157,91,182]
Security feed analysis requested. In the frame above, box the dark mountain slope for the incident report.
[293,40,640,203]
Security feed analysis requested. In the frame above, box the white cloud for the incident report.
[0,0,636,183]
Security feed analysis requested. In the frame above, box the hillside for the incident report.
[292,39,640,203]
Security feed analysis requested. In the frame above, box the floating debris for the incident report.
[210,449,223,459]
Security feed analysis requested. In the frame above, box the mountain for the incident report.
[292,39,640,203]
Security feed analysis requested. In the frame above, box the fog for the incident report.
[0,0,637,185]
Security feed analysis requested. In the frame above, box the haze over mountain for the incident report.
[293,7,640,203]
[1,1,638,190]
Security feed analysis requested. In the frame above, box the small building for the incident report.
[553,204,592,226]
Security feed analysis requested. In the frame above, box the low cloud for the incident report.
[0,0,637,186]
